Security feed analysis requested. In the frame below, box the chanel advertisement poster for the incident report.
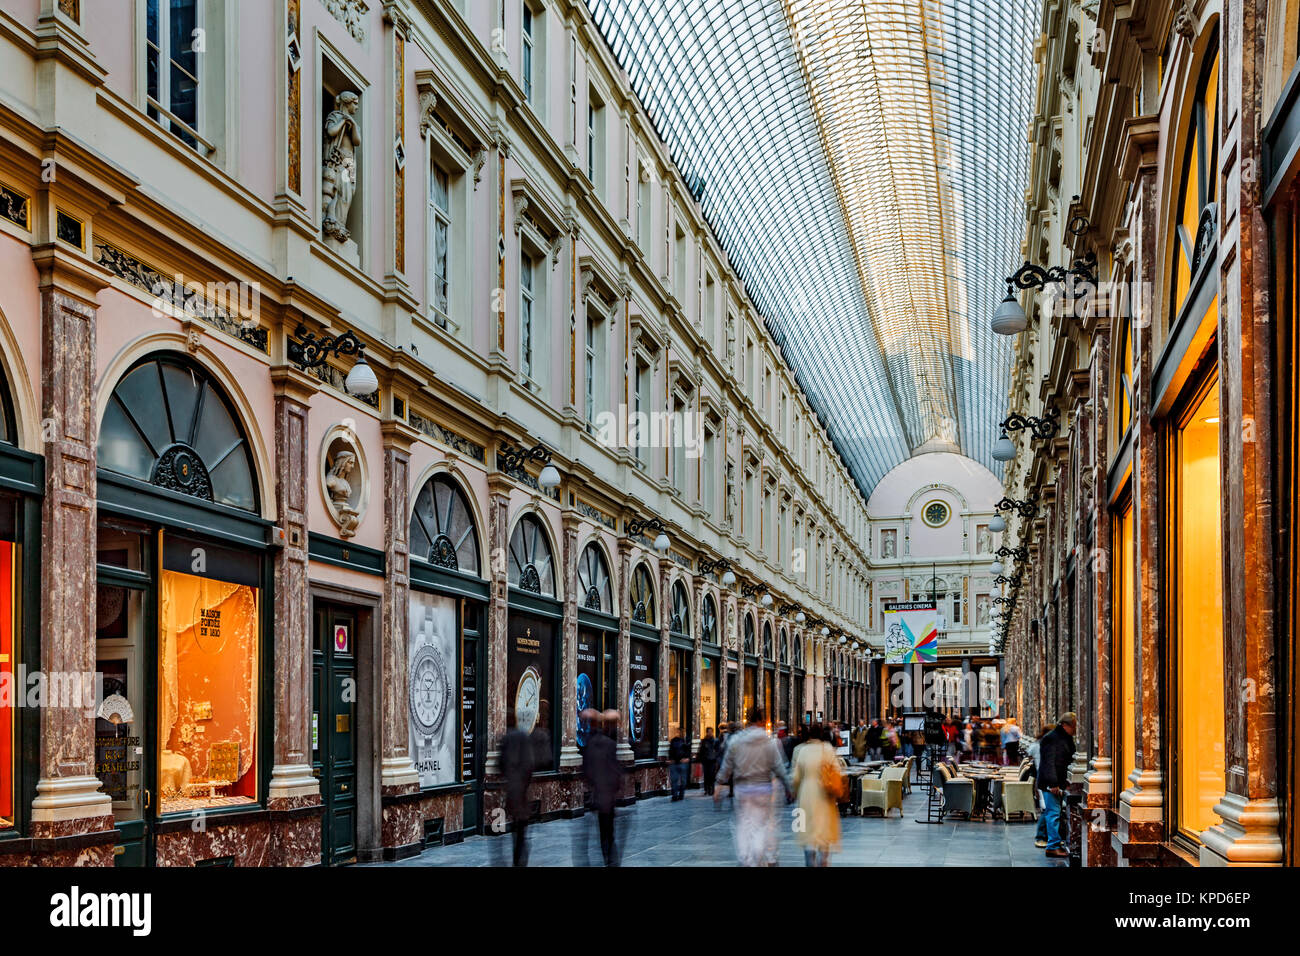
[628,636,657,760]
[409,590,457,789]
[508,614,555,769]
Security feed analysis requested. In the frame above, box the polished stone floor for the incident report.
[374,781,1067,868]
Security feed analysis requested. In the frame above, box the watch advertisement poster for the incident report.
[507,614,555,767]
[628,636,657,760]
[575,628,603,748]
[408,591,457,789]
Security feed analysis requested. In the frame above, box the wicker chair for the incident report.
[858,777,904,818]
[936,763,975,820]
[1000,780,1037,821]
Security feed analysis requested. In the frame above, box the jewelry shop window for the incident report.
[158,534,261,814]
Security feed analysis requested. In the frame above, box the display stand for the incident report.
[914,711,947,824]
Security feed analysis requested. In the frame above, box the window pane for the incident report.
[158,568,260,814]
[95,586,146,824]
[1176,373,1224,838]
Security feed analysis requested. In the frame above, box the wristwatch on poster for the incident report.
[515,665,542,734]
[410,642,451,764]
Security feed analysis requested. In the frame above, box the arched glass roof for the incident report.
[585,0,1037,496]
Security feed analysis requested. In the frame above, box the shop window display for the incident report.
[157,560,260,814]
[628,636,657,760]
[507,612,556,770]
[409,590,458,788]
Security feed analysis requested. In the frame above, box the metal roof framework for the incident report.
[584,0,1038,498]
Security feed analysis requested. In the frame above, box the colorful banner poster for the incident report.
[628,636,657,760]
[883,601,939,663]
[409,591,458,789]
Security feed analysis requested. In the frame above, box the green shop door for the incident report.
[313,603,357,865]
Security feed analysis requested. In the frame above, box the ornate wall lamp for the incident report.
[288,323,379,396]
[991,407,1061,461]
[992,207,1097,335]
[626,516,671,553]
[700,557,737,587]
[778,602,801,617]
[499,442,561,489]
[996,545,1029,562]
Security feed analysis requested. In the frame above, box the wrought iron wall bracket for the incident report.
[699,557,731,575]
[999,405,1061,442]
[995,493,1039,520]
[287,323,366,368]
[499,442,553,473]
[1006,250,1098,294]
[996,545,1029,562]
[626,516,666,539]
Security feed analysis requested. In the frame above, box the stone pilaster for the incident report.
[266,366,321,865]
[657,558,670,758]
[690,577,702,745]
[484,479,511,772]
[379,421,420,850]
[30,244,112,847]
[558,513,581,768]
[1199,0,1283,867]
[614,537,633,762]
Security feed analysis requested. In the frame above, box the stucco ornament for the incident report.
[322,91,361,255]
[321,424,369,538]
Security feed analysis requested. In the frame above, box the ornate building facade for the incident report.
[999,0,1298,866]
[0,0,884,865]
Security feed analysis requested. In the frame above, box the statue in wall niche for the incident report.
[976,524,992,554]
[976,594,991,626]
[881,529,897,559]
[322,91,361,248]
[724,462,736,526]
[326,450,360,538]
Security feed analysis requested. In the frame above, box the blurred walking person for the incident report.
[499,716,535,866]
[696,727,720,796]
[716,707,792,865]
[792,725,843,867]
[669,731,691,800]
[581,709,625,866]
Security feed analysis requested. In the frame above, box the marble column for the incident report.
[484,478,511,772]
[690,577,702,748]
[1200,0,1283,867]
[657,557,670,759]
[558,513,581,768]
[379,421,421,849]
[266,366,322,865]
[614,539,633,763]
[30,243,113,856]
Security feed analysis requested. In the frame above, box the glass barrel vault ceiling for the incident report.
[584,0,1038,498]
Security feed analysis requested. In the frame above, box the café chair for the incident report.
[858,777,903,818]
[1000,780,1037,821]
[936,763,974,820]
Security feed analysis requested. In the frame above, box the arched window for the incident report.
[743,613,755,654]
[794,636,803,669]
[577,541,613,612]
[98,354,258,512]
[701,594,717,644]
[1170,36,1221,325]
[507,514,555,597]
[779,628,788,664]
[670,580,690,635]
[0,360,14,444]
[630,563,656,625]
[762,621,772,660]
[409,474,480,575]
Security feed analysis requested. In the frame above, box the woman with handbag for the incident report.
[791,724,843,867]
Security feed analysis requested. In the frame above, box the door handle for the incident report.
[143,789,152,810]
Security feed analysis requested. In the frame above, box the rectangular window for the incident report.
[429,166,451,323]
[634,360,649,466]
[674,227,687,300]
[1173,372,1224,839]
[586,91,604,189]
[521,5,534,102]
[146,0,202,148]
[0,527,16,831]
[520,252,535,381]
[585,312,603,424]
[1116,496,1136,790]
[672,399,686,494]
[702,428,714,513]
[637,166,652,251]
[703,274,716,344]
[158,541,261,815]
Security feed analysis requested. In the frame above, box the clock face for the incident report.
[515,665,542,734]
[409,643,450,737]
[923,500,950,527]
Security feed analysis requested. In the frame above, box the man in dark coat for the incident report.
[499,722,535,866]
[1036,712,1077,859]
[668,733,691,799]
[582,711,624,865]
[696,727,720,795]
